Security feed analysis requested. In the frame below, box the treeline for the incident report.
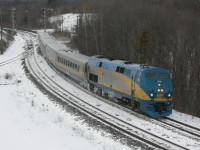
[0,0,80,30]
[72,0,200,117]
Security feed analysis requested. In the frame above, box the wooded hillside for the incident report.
[72,0,200,117]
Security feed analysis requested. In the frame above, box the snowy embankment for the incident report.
[0,34,131,150]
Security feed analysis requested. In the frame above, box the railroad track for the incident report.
[49,64,200,144]
[0,52,28,67]
[161,117,200,137]
[0,30,34,67]
[18,30,194,150]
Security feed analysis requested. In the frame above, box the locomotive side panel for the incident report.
[88,64,132,99]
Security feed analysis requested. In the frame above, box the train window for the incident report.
[99,62,102,67]
[120,67,125,74]
[89,74,94,81]
[135,71,141,82]
[116,66,125,74]
[116,66,120,72]
[89,73,98,82]
[67,61,69,67]
[94,75,98,82]
[145,73,156,78]
[75,64,77,70]
[70,62,72,68]
[159,73,170,78]
[77,66,80,72]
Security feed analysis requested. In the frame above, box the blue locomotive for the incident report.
[87,56,173,117]
[38,32,173,118]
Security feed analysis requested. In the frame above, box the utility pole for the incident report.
[42,8,46,32]
[61,15,63,32]
[0,14,3,54]
[12,7,15,31]
[25,10,29,29]
[42,8,53,32]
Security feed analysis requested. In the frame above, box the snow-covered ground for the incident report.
[0,34,132,150]
[0,13,200,150]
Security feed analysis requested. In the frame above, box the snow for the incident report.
[62,13,79,32]
[169,110,200,129]
[0,13,200,150]
[33,49,200,149]
[0,34,132,150]
[50,13,79,32]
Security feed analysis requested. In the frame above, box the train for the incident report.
[37,32,173,118]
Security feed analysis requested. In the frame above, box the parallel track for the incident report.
[161,117,200,137]
[0,52,27,67]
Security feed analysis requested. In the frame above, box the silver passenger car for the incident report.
[37,32,89,84]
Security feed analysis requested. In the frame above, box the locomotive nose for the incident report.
[145,72,173,99]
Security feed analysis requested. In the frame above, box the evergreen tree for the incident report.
[136,28,150,64]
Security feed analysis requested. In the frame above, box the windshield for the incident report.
[159,73,170,79]
[145,73,156,78]
[145,73,170,79]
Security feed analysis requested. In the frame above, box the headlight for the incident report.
[150,93,154,98]
[168,94,171,97]
[158,89,161,92]
[161,89,164,92]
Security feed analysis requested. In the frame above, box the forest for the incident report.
[0,0,200,117]
[72,0,200,117]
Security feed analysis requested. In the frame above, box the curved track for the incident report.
[20,30,196,150]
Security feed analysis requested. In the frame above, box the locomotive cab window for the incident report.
[145,73,156,78]
[159,73,170,79]
[135,71,141,82]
